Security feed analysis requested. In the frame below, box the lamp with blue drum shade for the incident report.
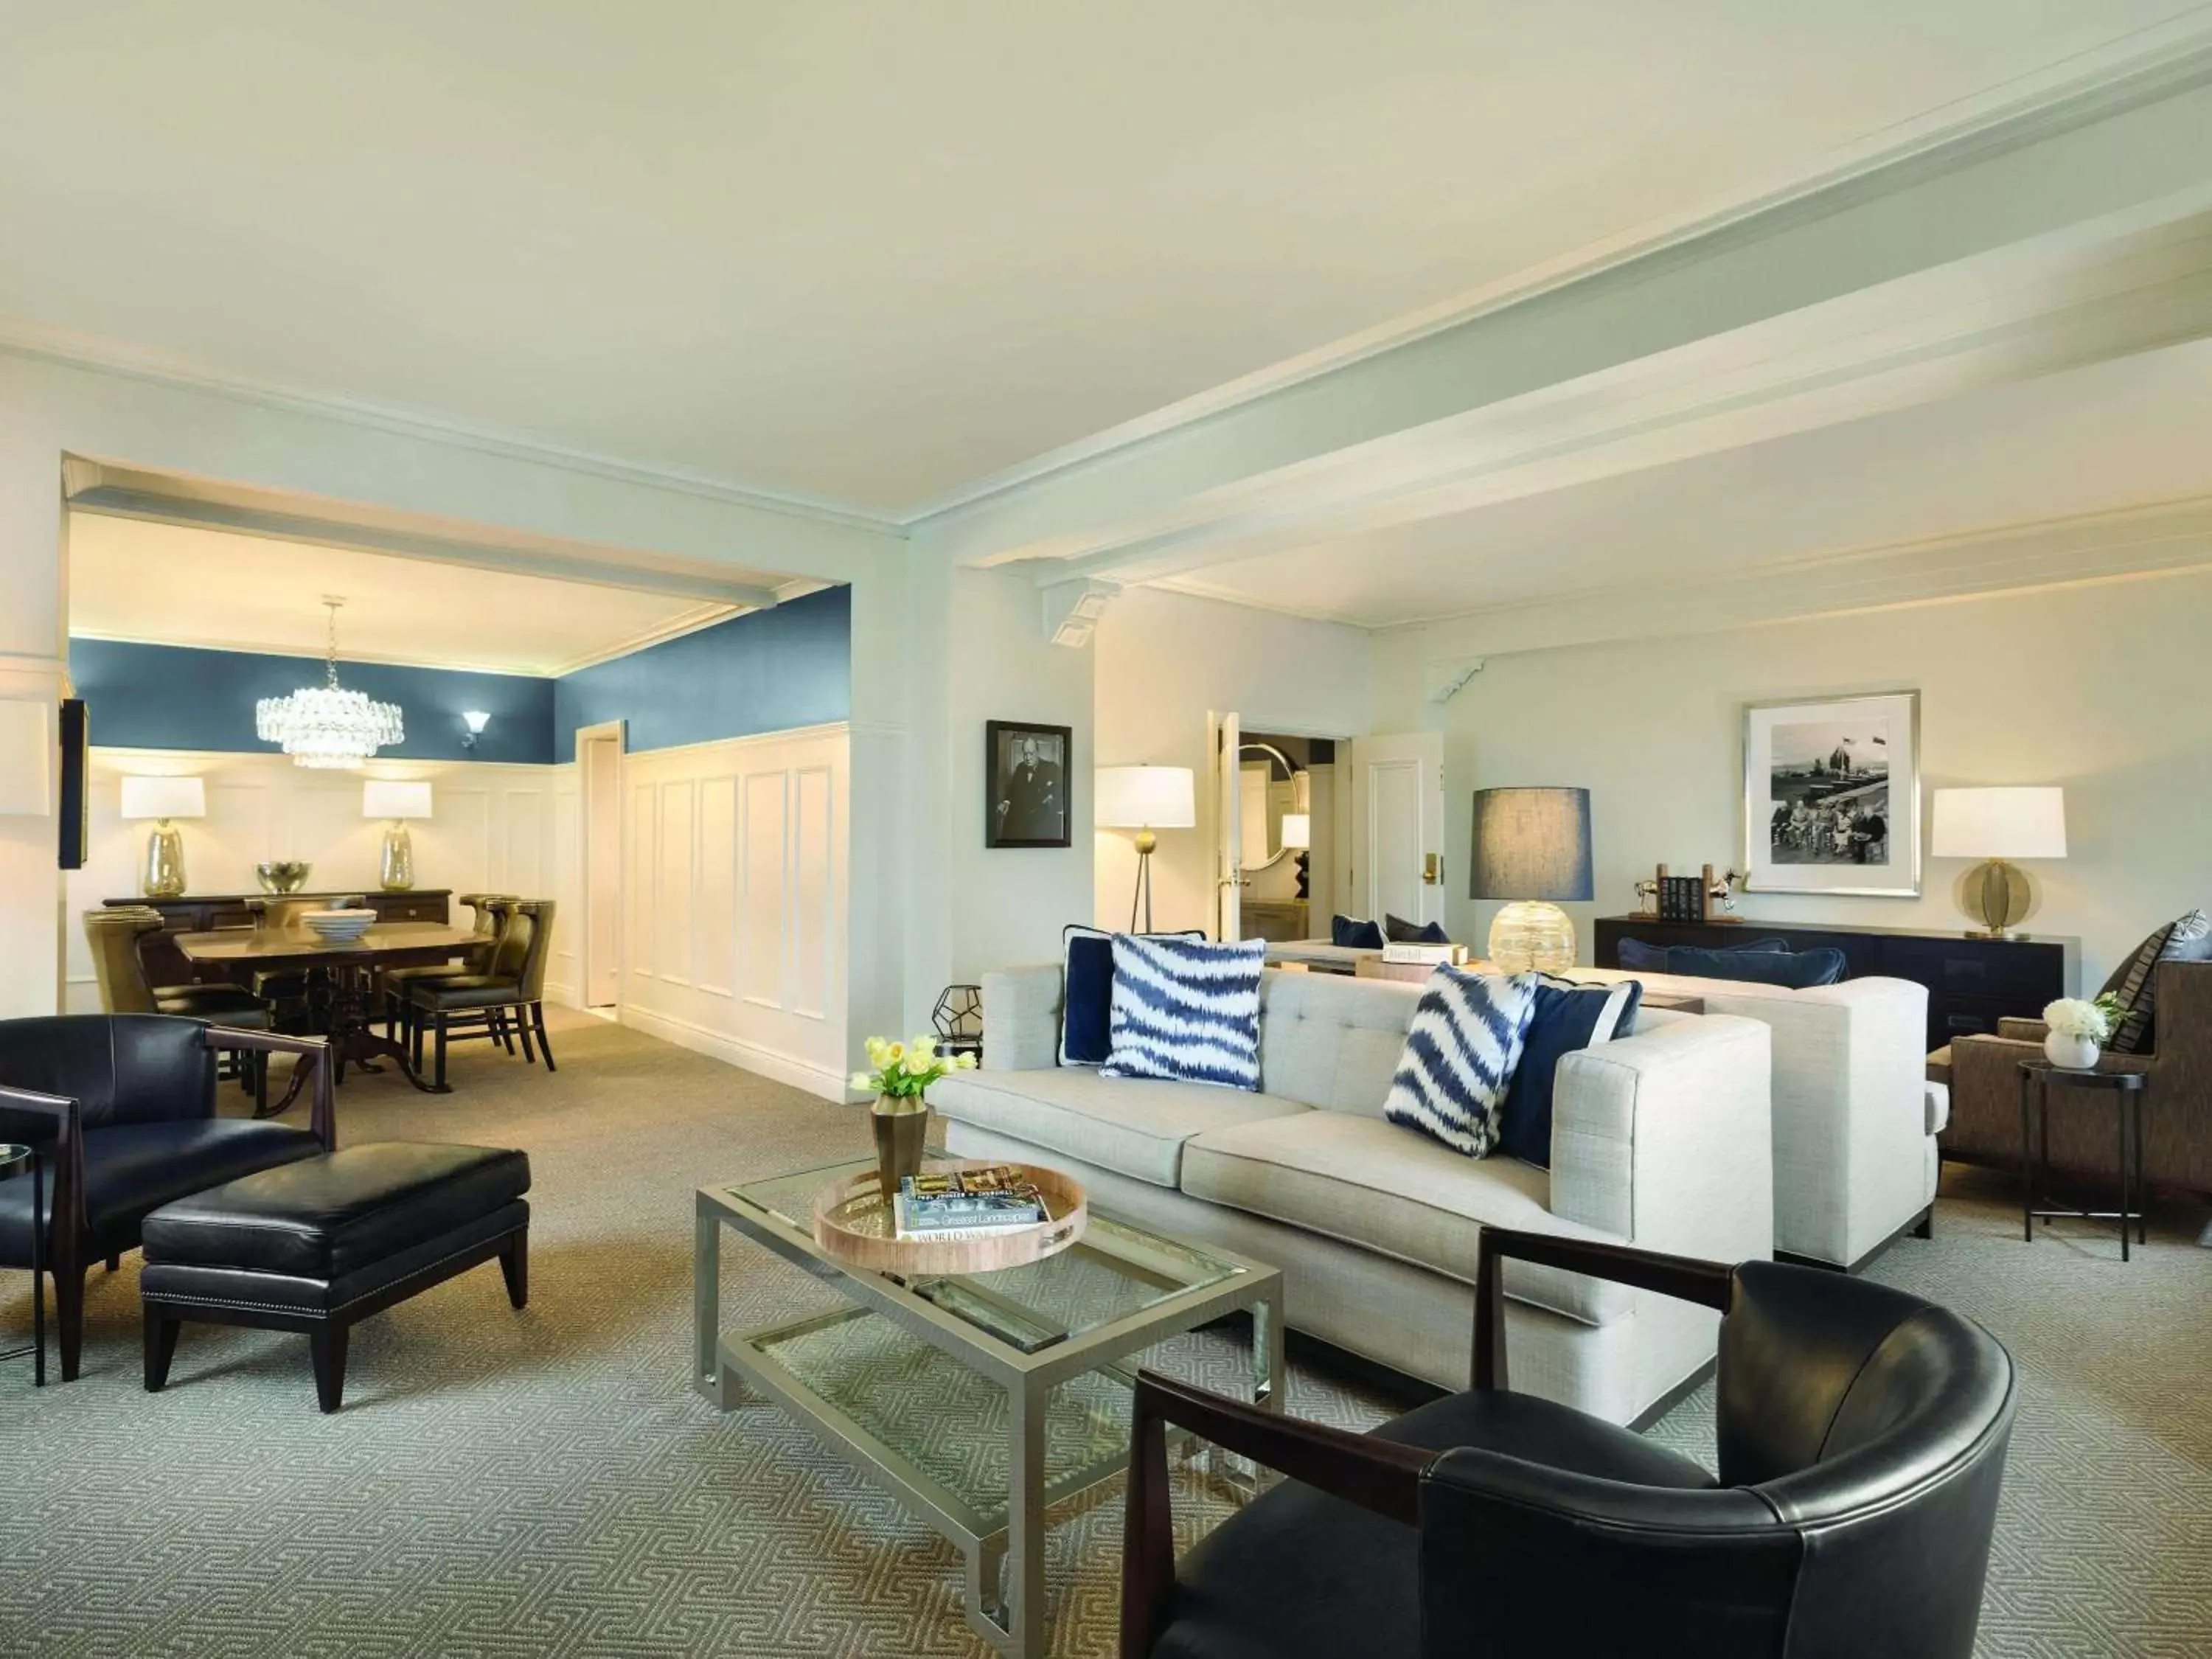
[1472,786,1593,973]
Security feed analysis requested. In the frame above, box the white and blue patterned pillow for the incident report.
[1384,967,1541,1157]
[1103,934,1265,1091]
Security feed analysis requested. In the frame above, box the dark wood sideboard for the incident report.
[1592,914,2079,1055]
[104,891,451,988]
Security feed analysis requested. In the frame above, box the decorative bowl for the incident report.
[301,909,375,942]
[255,861,312,894]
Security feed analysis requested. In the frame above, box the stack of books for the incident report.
[1380,941,1467,967]
[893,1165,1048,1241]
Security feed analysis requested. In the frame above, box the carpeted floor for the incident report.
[1,1012,2206,1657]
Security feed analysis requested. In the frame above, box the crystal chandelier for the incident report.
[256,597,403,768]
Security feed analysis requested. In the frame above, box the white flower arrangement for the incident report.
[849,1033,976,1113]
[2042,995,2120,1041]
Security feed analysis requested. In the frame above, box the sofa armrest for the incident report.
[981,964,1064,1072]
[1997,1018,2050,1042]
[1551,1015,1774,1264]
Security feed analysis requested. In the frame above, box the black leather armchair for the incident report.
[0,1014,335,1380]
[1122,1229,2017,1659]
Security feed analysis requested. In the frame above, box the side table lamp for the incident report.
[120,775,206,899]
[1473,785,1593,973]
[1930,787,2066,939]
[363,779,434,891]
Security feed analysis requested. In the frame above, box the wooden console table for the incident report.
[104,891,451,989]
[1593,914,2078,1054]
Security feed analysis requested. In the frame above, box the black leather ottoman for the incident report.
[139,1141,530,1411]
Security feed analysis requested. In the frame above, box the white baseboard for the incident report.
[620,1003,849,1102]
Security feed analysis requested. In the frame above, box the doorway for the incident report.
[1208,719,1351,944]
[577,720,625,1010]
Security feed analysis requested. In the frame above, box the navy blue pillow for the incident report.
[1332,914,1385,950]
[1498,978,1644,1168]
[1060,925,1205,1064]
[1385,913,1451,945]
[1667,945,1846,989]
[1618,935,1790,971]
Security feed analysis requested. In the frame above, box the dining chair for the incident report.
[382,892,516,1043]
[407,900,558,1088]
[83,908,275,1116]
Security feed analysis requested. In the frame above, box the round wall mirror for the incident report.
[1237,741,1305,870]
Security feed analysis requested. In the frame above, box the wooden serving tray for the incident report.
[810,1159,1087,1276]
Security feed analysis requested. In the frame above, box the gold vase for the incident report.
[142,821,187,899]
[379,821,415,891]
[870,1098,931,1208]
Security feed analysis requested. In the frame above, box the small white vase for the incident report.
[2044,1031,2100,1071]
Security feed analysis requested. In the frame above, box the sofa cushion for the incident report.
[929,1067,1308,1189]
[1258,971,1422,1116]
[1498,978,1642,1169]
[1666,945,1846,989]
[1060,925,1207,1067]
[1331,914,1385,950]
[1383,968,1540,1157]
[1180,1112,1631,1325]
[2098,908,2211,1054]
[1105,935,1265,1091]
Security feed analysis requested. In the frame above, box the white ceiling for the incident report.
[0,1,2198,515]
[1164,339,2212,627]
[67,514,740,675]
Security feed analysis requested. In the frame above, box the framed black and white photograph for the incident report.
[1742,690,1920,897]
[985,720,1072,848]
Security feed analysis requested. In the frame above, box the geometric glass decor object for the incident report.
[255,597,403,769]
[933,982,984,1060]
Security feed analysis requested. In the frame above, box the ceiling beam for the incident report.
[65,485,786,611]
[903,58,2212,586]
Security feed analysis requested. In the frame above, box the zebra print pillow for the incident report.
[1103,934,1266,1091]
[1384,967,1542,1157]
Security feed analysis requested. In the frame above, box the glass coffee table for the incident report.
[695,1158,1281,1658]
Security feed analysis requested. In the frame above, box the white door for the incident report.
[579,722,625,1007]
[1349,732,1446,929]
[1210,711,1242,942]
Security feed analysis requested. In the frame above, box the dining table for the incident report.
[173,920,482,1099]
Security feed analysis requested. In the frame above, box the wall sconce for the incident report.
[460,711,491,751]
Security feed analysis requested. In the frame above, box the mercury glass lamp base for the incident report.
[1487,900,1576,974]
[142,823,187,899]
[379,822,416,891]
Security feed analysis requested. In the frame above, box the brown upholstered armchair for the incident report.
[1934,959,2212,1200]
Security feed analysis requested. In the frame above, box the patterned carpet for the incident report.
[0,1012,2205,1657]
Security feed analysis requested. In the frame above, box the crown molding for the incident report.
[0,320,904,535]
[907,21,2212,530]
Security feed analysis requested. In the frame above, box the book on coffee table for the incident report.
[894,1167,1047,1239]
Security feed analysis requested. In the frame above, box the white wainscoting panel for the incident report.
[66,749,563,1012]
[620,724,849,1099]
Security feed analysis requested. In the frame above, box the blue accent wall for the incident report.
[552,585,851,756]
[68,639,556,764]
[69,584,852,765]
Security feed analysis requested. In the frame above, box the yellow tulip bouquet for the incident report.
[850,1034,976,1114]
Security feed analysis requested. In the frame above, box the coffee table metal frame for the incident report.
[695,1163,1282,1659]
[0,1143,43,1385]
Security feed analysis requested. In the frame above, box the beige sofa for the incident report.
[931,967,1773,1426]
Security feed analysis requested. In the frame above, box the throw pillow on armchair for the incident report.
[1384,913,1452,945]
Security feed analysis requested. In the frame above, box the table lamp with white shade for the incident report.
[363,779,434,892]
[1930,787,2066,938]
[120,775,205,898]
[1095,765,1196,932]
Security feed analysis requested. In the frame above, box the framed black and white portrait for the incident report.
[985,720,1072,849]
[1742,690,1921,897]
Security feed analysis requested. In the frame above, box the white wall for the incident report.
[1382,569,2212,990]
[619,724,849,1097]
[1093,586,1375,935]
[66,748,558,1011]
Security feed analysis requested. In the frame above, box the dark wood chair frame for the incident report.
[1119,1229,1736,1659]
[0,1026,335,1382]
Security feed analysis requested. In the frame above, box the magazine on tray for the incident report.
[893,1165,1048,1239]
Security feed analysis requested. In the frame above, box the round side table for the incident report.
[2017,1060,2147,1262]
[0,1141,43,1384]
